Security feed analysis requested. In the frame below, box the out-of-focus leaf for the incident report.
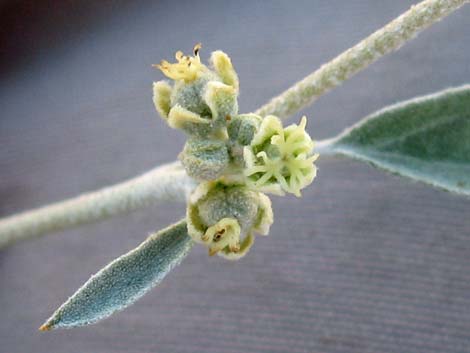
[322,85,470,196]
[40,219,193,330]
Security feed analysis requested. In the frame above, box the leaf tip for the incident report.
[38,322,53,332]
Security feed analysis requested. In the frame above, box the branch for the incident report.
[0,162,195,248]
[1,0,467,248]
[255,0,469,119]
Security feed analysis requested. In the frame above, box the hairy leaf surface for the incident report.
[326,85,470,195]
[41,219,193,330]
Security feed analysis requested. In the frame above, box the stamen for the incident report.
[194,43,202,56]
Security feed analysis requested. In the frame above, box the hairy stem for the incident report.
[255,0,469,119]
[0,162,195,248]
[314,138,338,157]
[0,0,467,247]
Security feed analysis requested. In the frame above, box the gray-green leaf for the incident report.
[320,85,470,196]
[40,219,193,330]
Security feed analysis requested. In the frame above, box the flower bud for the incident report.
[187,182,273,260]
[179,138,229,181]
[227,114,263,165]
[228,114,262,146]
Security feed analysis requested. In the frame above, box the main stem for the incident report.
[255,0,469,119]
[0,0,467,247]
[0,162,195,248]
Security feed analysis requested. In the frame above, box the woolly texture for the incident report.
[40,219,193,330]
[186,181,273,259]
[0,162,195,249]
[153,44,239,138]
[322,85,470,196]
[227,114,263,165]
[255,0,470,119]
[2,0,465,249]
[180,138,229,180]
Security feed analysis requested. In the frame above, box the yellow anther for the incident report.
[154,44,207,83]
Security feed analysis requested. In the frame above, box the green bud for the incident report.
[227,114,262,166]
[228,114,262,146]
[187,182,273,260]
[179,138,229,181]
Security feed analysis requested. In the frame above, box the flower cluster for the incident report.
[153,45,318,259]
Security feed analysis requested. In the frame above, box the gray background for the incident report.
[1,0,470,352]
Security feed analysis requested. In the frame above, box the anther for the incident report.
[194,43,202,56]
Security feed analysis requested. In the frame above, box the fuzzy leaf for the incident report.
[324,85,470,195]
[40,219,193,330]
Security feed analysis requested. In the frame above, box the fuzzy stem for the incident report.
[314,138,338,156]
[0,162,196,248]
[255,0,469,119]
[0,0,467,248]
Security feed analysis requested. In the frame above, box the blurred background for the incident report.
[1,1,470,352]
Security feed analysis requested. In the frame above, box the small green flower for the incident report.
[244,115,319,197]
[187,181,273,260]
[153,44,239,138]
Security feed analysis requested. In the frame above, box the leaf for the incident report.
[322,85,470,196]
[40,219,193,330]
